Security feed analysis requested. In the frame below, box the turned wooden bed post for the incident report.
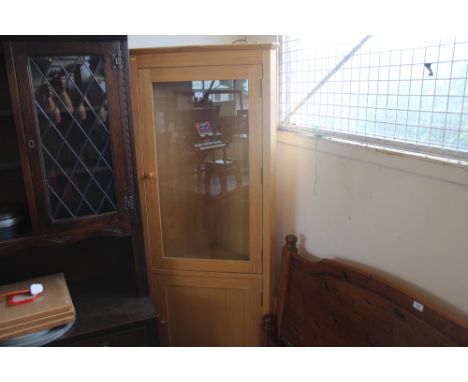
[276,235,297,341]
[262,234,298,345]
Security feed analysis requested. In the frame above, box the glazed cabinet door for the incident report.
[138,65,263,274]
[154,270,262,346]
[6,41,131,233]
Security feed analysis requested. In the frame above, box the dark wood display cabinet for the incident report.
[0,36,157,346]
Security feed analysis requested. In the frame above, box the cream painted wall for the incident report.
[128,35,276,49]
[276,131,468,318]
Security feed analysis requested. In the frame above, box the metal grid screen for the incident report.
[279,35,468,160]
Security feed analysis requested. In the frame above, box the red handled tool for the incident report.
[0,284,44,306]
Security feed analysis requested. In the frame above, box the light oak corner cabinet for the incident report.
[130,44,277,346]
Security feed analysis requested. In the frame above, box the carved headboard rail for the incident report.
[264,235,468,346]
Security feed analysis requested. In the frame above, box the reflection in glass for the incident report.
[153,80,250,261]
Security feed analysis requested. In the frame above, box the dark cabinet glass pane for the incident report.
[29,55,116,219]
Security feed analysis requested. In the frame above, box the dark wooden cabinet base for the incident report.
[51,319,159,347]
[46,276,159,347]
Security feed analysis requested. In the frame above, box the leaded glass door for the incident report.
[10,41,130,233]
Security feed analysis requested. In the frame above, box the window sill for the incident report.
[277,130,468,187]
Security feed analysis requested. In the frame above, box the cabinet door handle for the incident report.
[143,172,155,180]
[27,139,36,149]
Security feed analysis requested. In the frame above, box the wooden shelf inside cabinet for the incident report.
[0,232,32,248]
[0,225,132,256]
[0,161,21,172]
[49,281,158,346]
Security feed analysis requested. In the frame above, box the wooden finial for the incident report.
[285,234,298,249]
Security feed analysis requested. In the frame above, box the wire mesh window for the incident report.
[279,35,468,160]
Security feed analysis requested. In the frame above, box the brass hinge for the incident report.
[112,50,124,71]
[123,194,135,210]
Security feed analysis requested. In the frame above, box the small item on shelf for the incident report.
[69,89,88,122]
[36,84,61,124]
[195,121,214,137]
[3,283,44,306]
[193,139,226,151]
[0,273,75,345]
[77,101,87,122]
[0,205,23,239]
[49,69,73,116]
[98,99,108,123]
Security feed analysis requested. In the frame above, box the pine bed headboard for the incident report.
[263,235,468,346]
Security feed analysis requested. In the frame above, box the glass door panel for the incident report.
[153,79,250,261]
[29,55,116,219]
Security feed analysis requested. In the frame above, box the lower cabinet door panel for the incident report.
[153,270,262,346]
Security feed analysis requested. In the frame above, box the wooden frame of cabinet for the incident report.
[0,37,149,297]
[6,41,131,234]
[130,44,277,345]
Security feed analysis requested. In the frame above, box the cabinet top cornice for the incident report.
[129,43,279,56]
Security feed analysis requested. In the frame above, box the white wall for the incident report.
[128,35,276,49]
[276,131,468,318]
